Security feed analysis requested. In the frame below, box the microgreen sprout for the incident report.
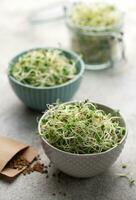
[129,178,135,186]
[118,173,135,187]
[10,49,77,87]
[40,100,126,154]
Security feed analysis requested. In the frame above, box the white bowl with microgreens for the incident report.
[8,48,85,111]
[38,100,127,178]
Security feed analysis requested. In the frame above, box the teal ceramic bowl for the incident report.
[8,48,85,111]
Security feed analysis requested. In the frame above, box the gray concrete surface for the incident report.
[0,0,136,199]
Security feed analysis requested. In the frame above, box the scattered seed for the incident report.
[122,164,127,169]
[63,192,66,196]
[52,173,56,177]
[6,152,47,176]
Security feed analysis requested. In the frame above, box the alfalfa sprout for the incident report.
[40,100,126,154]
[10,49,77,87]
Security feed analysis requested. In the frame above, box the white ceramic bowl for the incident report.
[38,102,127,178]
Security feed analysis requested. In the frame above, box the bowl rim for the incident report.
[38,101,127,157]
[8,47,85,90]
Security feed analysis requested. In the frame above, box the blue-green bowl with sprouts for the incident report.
[8,47,85,111]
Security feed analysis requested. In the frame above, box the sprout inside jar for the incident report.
[66,2,124,70]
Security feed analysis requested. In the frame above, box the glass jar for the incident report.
[65,3,125,70]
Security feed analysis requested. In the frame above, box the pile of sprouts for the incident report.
[40,100,126,154]
[70,3,121,28]
[10,49,77,87]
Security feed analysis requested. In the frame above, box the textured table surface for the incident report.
[0,0,136,199]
